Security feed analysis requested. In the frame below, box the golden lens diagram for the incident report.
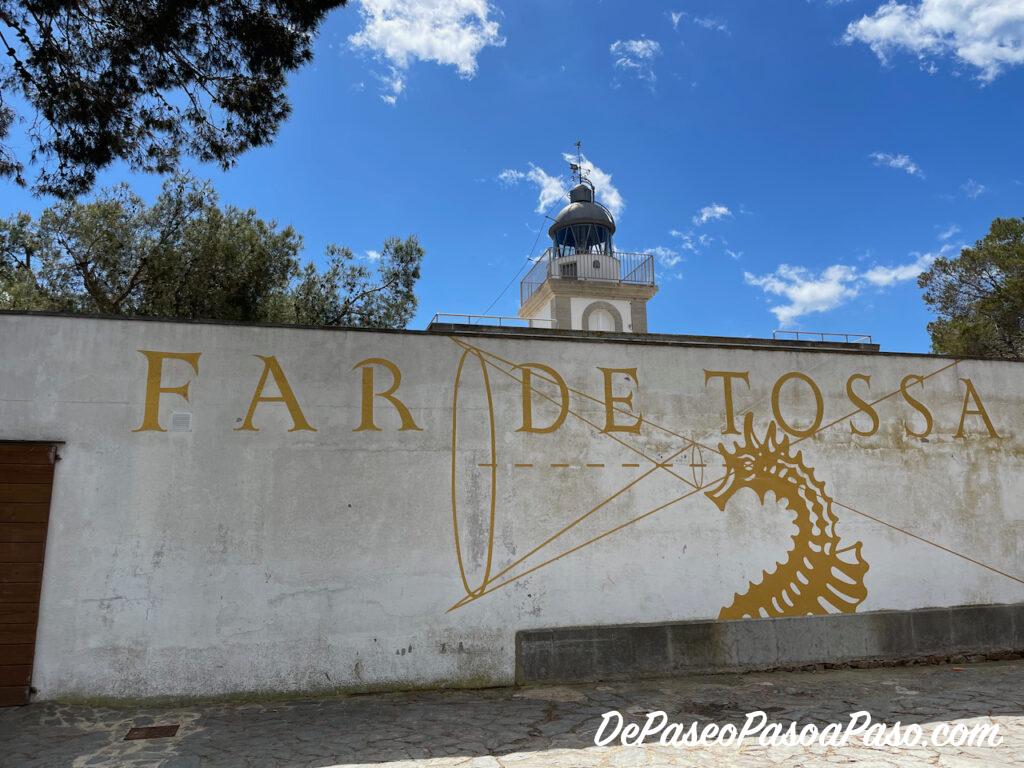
[446,336,1021,617]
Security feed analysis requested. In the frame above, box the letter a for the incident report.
[955,378,1000,438]
[236,356,316,432]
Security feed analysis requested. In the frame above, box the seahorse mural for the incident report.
[705,413,869,619]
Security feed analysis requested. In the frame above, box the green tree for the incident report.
[0,0,347,198]
[0,174,423,329]
[919,216,1024,359]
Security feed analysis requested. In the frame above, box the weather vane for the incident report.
[569,139,591,186]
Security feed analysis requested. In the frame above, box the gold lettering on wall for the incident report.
[517,363,569,433]
[132,350,201,432]
[846,373,880,437]
[352,357,422,432]
[955,378,1001,438]
[704,370,750,435]
[771,371,824,438]
[599,367,642,434]
[899,374,933,438]
[236,356,317,432]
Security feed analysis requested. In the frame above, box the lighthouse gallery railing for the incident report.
[520,249,656,305]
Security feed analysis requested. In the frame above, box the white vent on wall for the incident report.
[169,412,193,432]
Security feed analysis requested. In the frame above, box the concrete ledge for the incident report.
[515,603,1024,684]
[428,322,881,353]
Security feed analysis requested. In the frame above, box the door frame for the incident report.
[0,440,61,706]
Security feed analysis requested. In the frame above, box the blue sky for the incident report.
[4,0,1024,352]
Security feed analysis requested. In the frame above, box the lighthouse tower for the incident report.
[518,154,657,333]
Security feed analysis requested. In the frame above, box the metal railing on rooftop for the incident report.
[772,330,873,344]
[429,313,554,329]
[521,248,656,306]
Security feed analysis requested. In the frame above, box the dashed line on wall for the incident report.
[476,461,674,470]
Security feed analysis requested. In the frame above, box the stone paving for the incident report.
[2,660,1022,768]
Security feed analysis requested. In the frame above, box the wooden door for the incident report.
[0,443,57,706]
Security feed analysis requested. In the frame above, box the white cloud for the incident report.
[497,169,525,185]
[363,250,382,261]
[844,0,1024,82]
[670,229,698,252]
[669,11,730,33]
[870,151,925,177]
[526,164,568,214]
[962,178,986,197]
[669,228,738,259]
[643,245,684,269]
[937,223,960,240]
[693,203,732,226]
[501,152,626,218]
[349,0,504,102]
[745,250,943,325]
[564,153,625,218]
[610,38,662,85]
[692,16,729,33]
[498,163,567,214]
[376,66,405,105]
[745,265,860,326]
[610,38,661,61]
[862,251,935,285]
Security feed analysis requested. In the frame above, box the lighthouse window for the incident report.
[554,224,611,255]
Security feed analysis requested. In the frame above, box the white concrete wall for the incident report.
[1,314,1022,700]
[523,298,551,328]
[570,297,633,332]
